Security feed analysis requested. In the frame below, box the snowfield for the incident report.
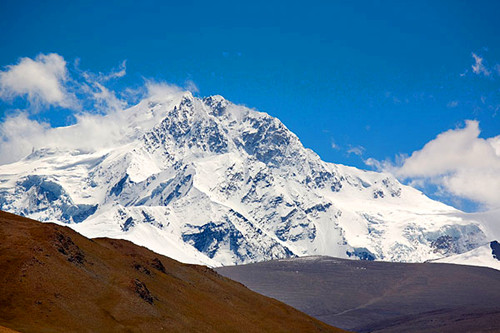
[0,91,496,268]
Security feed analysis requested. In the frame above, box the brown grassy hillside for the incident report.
[0,211,346,333]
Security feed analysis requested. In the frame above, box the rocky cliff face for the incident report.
[0,91,487,266]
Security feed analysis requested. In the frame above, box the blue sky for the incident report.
[1,0,499,211]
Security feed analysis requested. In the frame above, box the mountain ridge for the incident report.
[0,91,491,267]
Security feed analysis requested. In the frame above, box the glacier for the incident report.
[0,90,492,267]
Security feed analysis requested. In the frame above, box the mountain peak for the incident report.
[0,92,490,268]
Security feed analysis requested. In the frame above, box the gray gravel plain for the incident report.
[217,256,500,332]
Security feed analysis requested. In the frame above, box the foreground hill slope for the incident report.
[217,256,500,333]
[0,211,344,333]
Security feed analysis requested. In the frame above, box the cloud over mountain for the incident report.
[375,120,500,209]
[0,53,76,109]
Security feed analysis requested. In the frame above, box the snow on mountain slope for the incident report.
[0,91,490,266]
[455,208,500,241]
[432,241,500,271]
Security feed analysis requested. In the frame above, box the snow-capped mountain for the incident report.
[0,91,490,266]
[432,240,500,271]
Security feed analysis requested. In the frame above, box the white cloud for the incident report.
[365,157,388,171]
[90,82,127,113]
[0,111,129,164]
[74,58,129,113]
[79,59,127,83]
[331,140,339,150]
[145,80,185,99]
[101,60,127,81]
[364,154,405,175]
[471,53,491,76]
[78,75,126,114]
[0,78,190,165]
[184,80,199,93]
[0,52,199,165]
[347,145,365,156]
[0,53,76,109]
[389,120,500,209]
[0,53,131,114]
[0,113,51,163]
